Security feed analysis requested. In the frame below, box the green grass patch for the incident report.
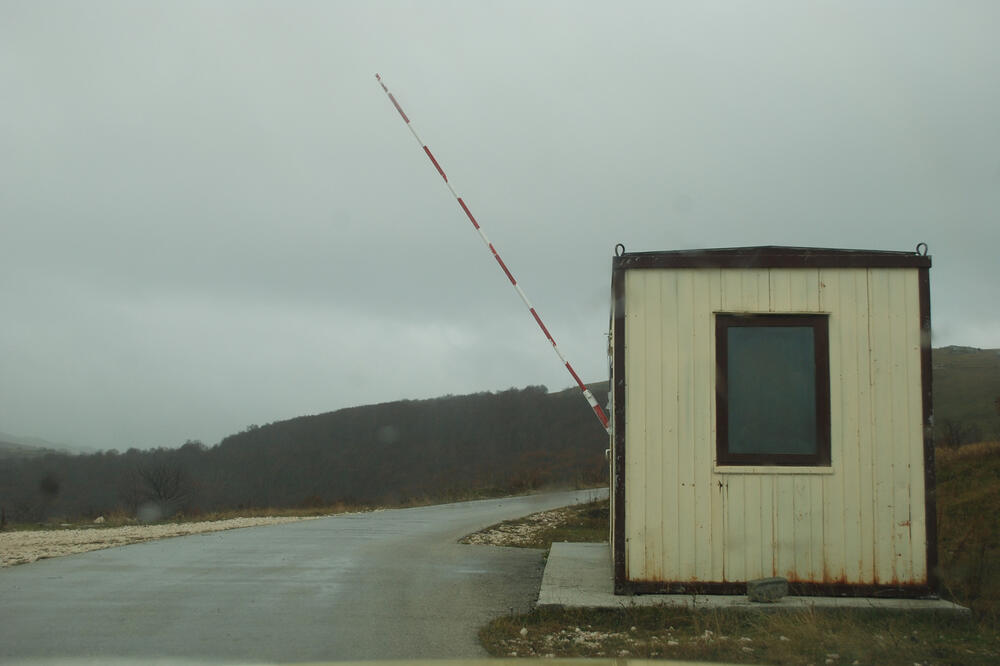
[481,605,998,663]
[481,442,1000,661]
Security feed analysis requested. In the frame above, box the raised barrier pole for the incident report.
[375,73,610,433]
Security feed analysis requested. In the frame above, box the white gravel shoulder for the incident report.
[460,506,573,546]
[0,516,317,567]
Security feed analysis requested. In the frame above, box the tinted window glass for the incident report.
[726,326,817,455]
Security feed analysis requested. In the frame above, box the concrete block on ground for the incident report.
[747,577,789,603]
[538,542,969,614]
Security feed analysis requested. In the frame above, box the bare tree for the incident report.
[131,463,187,520]
[938,419,981,449]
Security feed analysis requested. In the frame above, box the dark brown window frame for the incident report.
[715,313,831,466]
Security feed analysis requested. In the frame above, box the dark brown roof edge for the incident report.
[613,245,931,269]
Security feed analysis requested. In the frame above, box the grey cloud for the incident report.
[2,1,997,450]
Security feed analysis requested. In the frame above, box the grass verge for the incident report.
[935,440,1000,619]
[481,605,997,663]
[460,499,608,548]
[481,441,1000,663]
[0,502,371,532]
[2,484,608,533]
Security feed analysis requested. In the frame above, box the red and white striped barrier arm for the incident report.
[375,73,610,434]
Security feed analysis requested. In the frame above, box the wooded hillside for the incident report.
[932,346,1000,446]
[2,344,996,525]
[0,383,610,523]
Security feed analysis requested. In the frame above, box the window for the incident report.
[715,314,831,466]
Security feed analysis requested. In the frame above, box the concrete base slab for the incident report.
[538,542,968,614]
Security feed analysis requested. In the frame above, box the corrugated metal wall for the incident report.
[621,267,927,585]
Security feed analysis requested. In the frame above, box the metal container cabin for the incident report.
[610,246,935,596]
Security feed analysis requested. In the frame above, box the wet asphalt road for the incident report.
[0,488,606,663]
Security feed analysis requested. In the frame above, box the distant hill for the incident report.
[0,431,86,457]
[0,383,611,523]
[1,344,996,524]
[207,381,612,507]
[0,439,56,460]
[933,346,1000,445]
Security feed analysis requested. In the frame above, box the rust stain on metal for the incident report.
[823,569,849,585]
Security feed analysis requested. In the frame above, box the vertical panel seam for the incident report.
[867,268,877,582]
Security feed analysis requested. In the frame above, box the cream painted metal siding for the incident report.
[622,267,926,585]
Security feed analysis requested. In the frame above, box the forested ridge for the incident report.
[5,345,995,525]
[0,383,609,523]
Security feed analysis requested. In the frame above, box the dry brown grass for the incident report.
[935,440,1000,619]
[0,515,318,567]
[481,440,1000,663]
[934,439,1000,463]
[0,501,372,533]
[460,499,609,548]
[482,605,997,663]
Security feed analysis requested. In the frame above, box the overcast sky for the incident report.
[2,1,998,451]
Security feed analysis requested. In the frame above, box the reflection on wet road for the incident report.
[0,488,606,662]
